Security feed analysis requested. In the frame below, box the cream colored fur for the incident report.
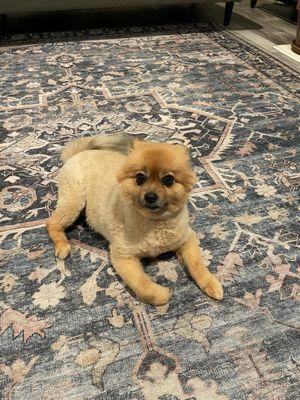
[47,135,223,305]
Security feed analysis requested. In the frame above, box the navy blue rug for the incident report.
[0,24,299,399]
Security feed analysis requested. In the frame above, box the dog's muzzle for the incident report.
[141,192,166,212]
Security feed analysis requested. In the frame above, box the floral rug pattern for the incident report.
[0,24,299,399]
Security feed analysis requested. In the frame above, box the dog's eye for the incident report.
[162,175,174,187]
[135,173,147,186]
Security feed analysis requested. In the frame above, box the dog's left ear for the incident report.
[174,143,189,152]
[174,143,193,162]
[173,144,197,188]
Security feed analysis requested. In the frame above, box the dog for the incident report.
[46,135,223,305]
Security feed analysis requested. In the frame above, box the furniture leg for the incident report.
[0,14,8,38]
[224,1,234,26]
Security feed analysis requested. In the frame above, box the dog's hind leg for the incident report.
[46,179,85,260]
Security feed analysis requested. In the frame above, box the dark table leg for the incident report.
[0,14,8,39]
[291,7,300,54]
[224,1,234,26]
[251,0,258,8]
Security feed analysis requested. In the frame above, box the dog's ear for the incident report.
[174,143,190,154]
[172,144,197,189]
[173,143,193,165]
[116,164,129,182]
[131,138,145,151]
[116,160,140,182]
[117,139,145,181]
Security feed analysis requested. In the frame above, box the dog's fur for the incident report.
[46,135,223,305]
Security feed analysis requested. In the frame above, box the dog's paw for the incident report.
[202,274,223,301]
[141,284,171,306]
[55,242,71,260]
[152,286,171,306]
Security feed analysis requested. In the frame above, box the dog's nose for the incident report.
[144,192,158,204]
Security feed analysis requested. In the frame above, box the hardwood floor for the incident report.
[0,1,299,72]
[201,0,299,72]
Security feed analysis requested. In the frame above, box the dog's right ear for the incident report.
[116,166,127,182]
[130,138,145,151]
[116,160,140,182]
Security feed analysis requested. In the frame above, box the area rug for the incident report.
[0,24,299,400]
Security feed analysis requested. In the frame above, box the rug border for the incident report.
[0,22,299,99]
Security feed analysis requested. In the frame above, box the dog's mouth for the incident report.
[139,200,168,213]
[144,204,161,212]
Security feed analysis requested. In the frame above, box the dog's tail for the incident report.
[61,134,134,163]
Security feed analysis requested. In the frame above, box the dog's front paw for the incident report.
[202,274,223,301]
[140,284,171,306]
[55,241,71,260]
[152,286,171,306]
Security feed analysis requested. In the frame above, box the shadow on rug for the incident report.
[0,24,299,400]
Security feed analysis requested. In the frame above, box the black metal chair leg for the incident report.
[224,1,234,26]
[0,14,8,38]
[250,0,258,8]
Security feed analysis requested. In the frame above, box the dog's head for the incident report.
[117,140,197,219]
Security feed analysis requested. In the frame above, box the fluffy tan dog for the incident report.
[46,135,223,305]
